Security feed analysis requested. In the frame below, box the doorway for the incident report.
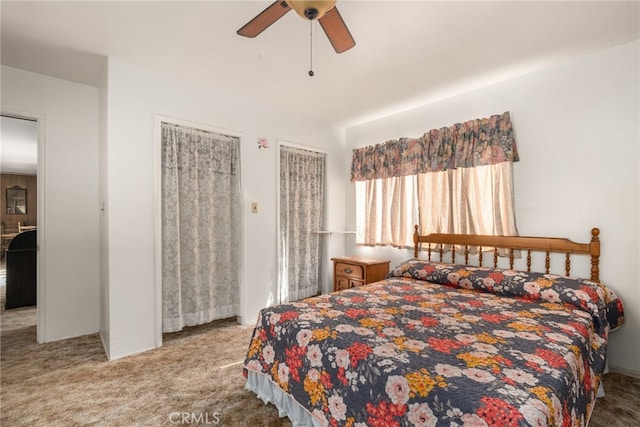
[277,143,326,304]
[156,117,243,340]
[0,112,44,342]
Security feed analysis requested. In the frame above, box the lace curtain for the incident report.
[352,112,519,247]
[279,146,325,303]
[161,122,241,333]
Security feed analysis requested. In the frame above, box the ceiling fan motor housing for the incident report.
[304,8,319,20]
[287,0,336,21]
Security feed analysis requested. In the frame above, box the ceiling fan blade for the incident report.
[318,6,355,53]
[237,1,291,38]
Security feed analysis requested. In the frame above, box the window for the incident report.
[355,163,517,247]
[352,112,519,248]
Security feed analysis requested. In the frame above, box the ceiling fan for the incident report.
[237,0,356,54]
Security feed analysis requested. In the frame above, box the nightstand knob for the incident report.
[344,267,353,274]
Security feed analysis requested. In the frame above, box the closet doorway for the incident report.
[158,118,243,336]
[278,143,326,304]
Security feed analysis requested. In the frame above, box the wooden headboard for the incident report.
[413,225,601,282]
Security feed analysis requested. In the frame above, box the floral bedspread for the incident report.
[244,260,624,427]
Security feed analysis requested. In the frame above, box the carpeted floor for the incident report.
[1,288,639,426]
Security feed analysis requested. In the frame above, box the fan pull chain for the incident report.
[309,21,314,77]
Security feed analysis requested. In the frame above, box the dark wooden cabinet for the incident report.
[5,229,37,309]
[331,256,390,292]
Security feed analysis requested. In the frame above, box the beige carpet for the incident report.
[1,291,638,427]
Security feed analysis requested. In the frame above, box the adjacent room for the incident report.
[1,1,638,426]
[1,115,38,313]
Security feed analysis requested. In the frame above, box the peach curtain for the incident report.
[353,112,519,247]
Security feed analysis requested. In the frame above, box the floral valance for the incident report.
[351,111,519,181]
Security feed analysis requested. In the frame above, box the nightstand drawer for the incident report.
[335,262,364,280]
[331,257,390,293]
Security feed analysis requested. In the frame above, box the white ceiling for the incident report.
[1,1,639,130]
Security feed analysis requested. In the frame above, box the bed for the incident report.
[243,227,624,426]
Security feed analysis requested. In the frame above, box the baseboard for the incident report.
[240,316,257,326]
[99,330,110,360]
[608,364,640,379]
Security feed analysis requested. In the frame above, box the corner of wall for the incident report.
[99,329,111,360]
[99,58,111,355]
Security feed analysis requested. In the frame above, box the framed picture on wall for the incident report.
[6,186,26,215]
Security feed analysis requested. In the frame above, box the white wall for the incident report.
[345,40,640,376]
[104,58,346,360]
[1,66,101,341]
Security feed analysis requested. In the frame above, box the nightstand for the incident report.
[331,256,390,292]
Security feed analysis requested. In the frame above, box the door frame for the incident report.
[1,108,46,343]
[153,115,245,345]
